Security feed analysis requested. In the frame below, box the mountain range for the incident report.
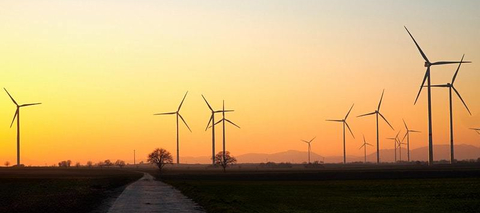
[181,144,480,164]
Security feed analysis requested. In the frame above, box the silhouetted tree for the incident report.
[86,161,93,168]
[75,162,81,168]
[115,160,126,168]
[4,161,10,167]
[58,160,72,168]
[104,159,113,167]
[147,148,173,173]
[97,161,105,168]
[214,151,237,172]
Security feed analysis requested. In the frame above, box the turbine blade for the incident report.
[10,109,18,128]
[310,137,316,143]
[344,122,355,139]
[213,119,223,126]
[225,119,240,129]
[367,143,373,146]
[404,26,430,63]
[359,144,365,149]
[410,130,421,133]
[378,89,385,111]
[4,88,18,106]
[451,55,465,84]
[177,91,188,111]
[414,67,429,105]
[431,61,471,66]
[154,112,176,115]
[452,86,472,115]
[357,112,376,118]
[301,140,309,143]
[428,84,449,88]
[379,113,394,130]
[402,119,408,131]
[215,110,234,113]
[20,103,41,107]
[205,115,213,131]
[345,104,355,120]
[201,94,213,111]
[326,119,343,122]
[178,113,192,132]
[363,135,366,143]
[402,132,408,142]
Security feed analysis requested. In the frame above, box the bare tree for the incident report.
[214,151,237,172]
[4,161,10,167]
[115,160,126,168]
[86,161,93,168]
[75,162,81,168]
[147,148,173,173]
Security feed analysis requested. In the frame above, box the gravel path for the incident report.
[107,173,205,213]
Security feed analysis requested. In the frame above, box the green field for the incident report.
[0,168,142,213]
[157,167,480,213]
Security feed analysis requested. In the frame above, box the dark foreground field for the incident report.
[154,165,480,213]
[0,168,142,213]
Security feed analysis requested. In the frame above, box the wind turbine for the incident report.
[201,95,233,165]
[154,92,192,164]
[358,90,394,164]
[428,55,471,164]
[405,26,471,165]
[213,100,240,163]
[401,119,420,162]
[326,104,355,164]
[4,88,41,166]
[359,135,373,163]
[301,137,316,164]
[397,138,406,162]
[387,131,401,163]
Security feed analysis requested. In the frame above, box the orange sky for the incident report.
[0,1,479,165]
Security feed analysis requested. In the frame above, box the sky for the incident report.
[0,0,479,165]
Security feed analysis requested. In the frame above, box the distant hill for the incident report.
[181,144,480,164]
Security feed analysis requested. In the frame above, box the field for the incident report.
[0,168,142,213]
[153,164,480,213]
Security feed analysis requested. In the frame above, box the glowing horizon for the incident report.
[1,1,479,165]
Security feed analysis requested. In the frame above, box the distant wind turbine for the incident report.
[387,131,401,163]
[397,138,406,162]
[359,135,373,163]
[301,137,316,164]
[4,88,41,166]
[401,119,420,162]
[213,100,240,163]
[327,104,355,164]
[428,55,471,164]
[154,92,192,164]
[201,95,233,165]
[405,26,471,165]
[358,90,394,164]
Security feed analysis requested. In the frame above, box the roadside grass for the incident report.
[0,168,142,213]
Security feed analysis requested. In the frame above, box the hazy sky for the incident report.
[1,0,479,165]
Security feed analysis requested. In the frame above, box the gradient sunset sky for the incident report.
[1,0,479,165]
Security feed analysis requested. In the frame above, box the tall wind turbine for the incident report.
[327,104,355,164]
[397,139,406,162]
[387,131,401,163]
[359,135,373,163]
[358,90,394,164]
[301,137,316,164]
[154,92,192,164]
[202,95,233,165]
[4,88,41,166]
[213,100,240,163]
[401,119,420,162]
[405,26,471,165]
[429,55,471,164]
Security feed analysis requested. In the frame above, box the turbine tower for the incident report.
[301,137,316,164]
[359,135,373,163]
[387,131,401,163]
[405,26,470,165]
[358,90,394,164]
[4,88,41,166]
[397,139,406,162]
[401,119,420,162]
[327,104,355,164]
[202,95,233,165]
[154,91,192,164]
[429,55,471,164]
[213,100,240,163]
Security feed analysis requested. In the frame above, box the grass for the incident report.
[154,167,480,213]
[0,167,142,213]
